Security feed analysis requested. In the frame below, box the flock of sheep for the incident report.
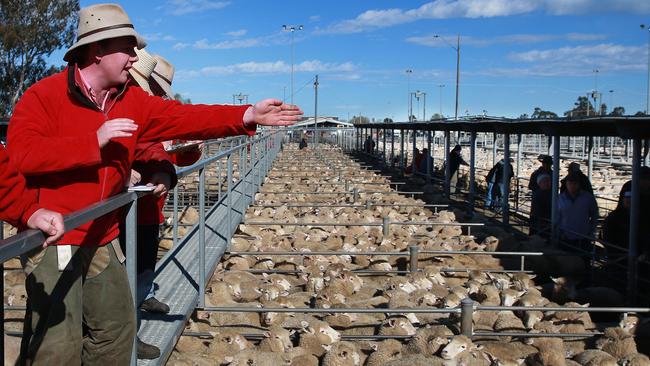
[168,144,649,366]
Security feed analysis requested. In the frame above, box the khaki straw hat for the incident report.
[150,55,175,99]
[64,3,146,62]
[128,48,157,95]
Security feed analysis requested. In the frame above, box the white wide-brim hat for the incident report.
[128,48,157,95]
[64,3,146,62]
[150,55,175,99]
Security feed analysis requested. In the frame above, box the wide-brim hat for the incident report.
[150,54,175,98]
[64,3,146,62]
[128,47,157,95]
[537,154,552,165]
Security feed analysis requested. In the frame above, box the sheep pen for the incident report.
[168,144,650,366]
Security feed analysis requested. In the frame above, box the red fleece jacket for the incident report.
[7,67,254,246]
[0,145,40,227]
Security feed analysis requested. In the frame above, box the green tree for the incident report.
[383,117,393,123]
[610,106,625,116]
[519,113,529,119]
[634,111,647,116]
[0,0,79,117]
[173,93,192,104]
[564,96,596,117]
[429,113,444,120]
[531,107,558,119]
[350,115,370,124]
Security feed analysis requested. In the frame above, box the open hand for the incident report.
[97,118,138,148]
[26,208,65,248]
[243,99,303,127]
[149,172,172,197]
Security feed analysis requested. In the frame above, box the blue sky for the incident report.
[51,0,650,121]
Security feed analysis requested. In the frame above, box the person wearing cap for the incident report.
[556,172,599,259]
[0,145,65,245]
[528,154,552,192]
[560,161,593,195]
[529,173,552,237]
[448,144,469,193]
[484,158,514,209]
[7,4,302,365]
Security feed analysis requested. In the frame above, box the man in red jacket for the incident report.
[0,145,64,244]
[7,4,301,365]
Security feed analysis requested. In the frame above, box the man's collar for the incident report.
[67,64,128,113]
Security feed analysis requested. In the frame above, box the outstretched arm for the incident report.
[243,99,303,127]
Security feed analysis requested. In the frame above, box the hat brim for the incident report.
[64,28,146,62]
[128,69,153,95]
[151,73,173,99]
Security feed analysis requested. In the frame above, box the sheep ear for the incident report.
[369,342,378,351]
[289,329,296,336]
[581,303,590,308]
[516,358,526,365]
[321,344,332,352]
[263,331,271,338]
[300,320,309,329]
[261,272,269,279]
[224,356,234,363]
[388,318,396,327]
[529,274,536,279]
[550,276,561,284]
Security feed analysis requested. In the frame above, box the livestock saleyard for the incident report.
[1,117,650,365]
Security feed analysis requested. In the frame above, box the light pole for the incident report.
[434,34,460,120]
[609,89,614,113]
[406,69,413,121]
[641,24,650,114]
[438,84,445,117]
[282,24,303,105]
[232,93,248,105]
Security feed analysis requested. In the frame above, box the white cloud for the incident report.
[172,32,300,51]
[142,33,176,42]
[309,15,321,22]
[318,0,650,34]
[406,32,607,47]
[176,60,356,79]
[493,43,647,76]
[225,29,247,37]
[161,0,230,16]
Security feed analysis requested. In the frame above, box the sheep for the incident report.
[493,310,526,336]
[404,325,452,355]
[619,353,650,366]
[321,341,361,366]
[595,327,637,358]
[525,336,567,366]
[204,330,253,365]
[297,318,342,357]
[440,335,490,366]
[365,339,404,366]
[479,342,538,364]
[378,316,417,337]
[225,349,292,366]
[573,350,617,366]
[259,326,294,352]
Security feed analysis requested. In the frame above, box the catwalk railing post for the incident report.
[227,154,233,237]
[400,131,405,175]
[125,199,138,366]
[551,135,561,242]
[382,216,390,236]
[516,134,522,212]
[492,133,497,166]
[383,128,387,165]
[502,133,511,225]
[444,130,451,197]
[588,137,594,182]
[412,129,417,172]
[627,139,642,304]
[390,129,395,168]
[469,131,477,213]
[198,166,206,308]
[460,298,474,337]
[427,130,432,183]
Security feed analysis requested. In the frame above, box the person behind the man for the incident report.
[124,48,204,359]
[448,144,469,193]
[7,4,301,365]
[529,173,552,237]
[299,136,308,150]
[484,158,514,209]
[560,161,593,195]
[557,172,599,260]
[0,145,65,246]
[529,154,552,192]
